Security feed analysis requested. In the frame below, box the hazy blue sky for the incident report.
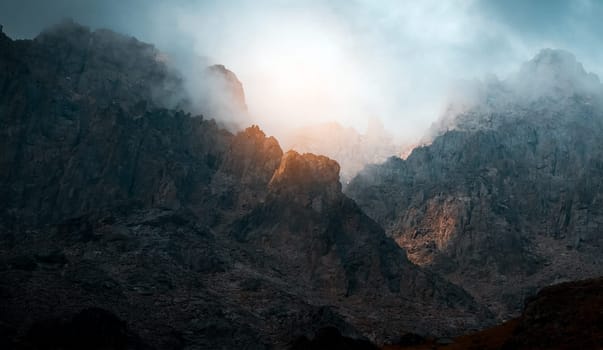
[2,0,602,139]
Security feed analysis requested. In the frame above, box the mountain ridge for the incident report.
[347,49,603,319]
[0,22,490,348]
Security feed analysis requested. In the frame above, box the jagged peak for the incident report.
[236,125,281,149]
[228,125,283,162]
[522,49,585,76]
[272,150,340,181]
[430,48,603,139]
[35,18,91,39]
[269,151,341,200]
[242,124,265,138]
[220,125,283,186]
[34,19,158,56]
[511,48,601,98]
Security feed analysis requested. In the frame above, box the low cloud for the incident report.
[2,0,603,145]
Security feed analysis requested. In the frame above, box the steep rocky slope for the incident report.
[347,49,603,319]
[0,22,488,348]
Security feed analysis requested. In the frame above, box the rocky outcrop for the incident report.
[347,49,603,319]
[0,22,489,348]
[268,151,341,208]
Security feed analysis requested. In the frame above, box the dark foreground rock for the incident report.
[291,327,378,350]
[15,308,148,350]
[503,277,603,350]
[386,277,603,350]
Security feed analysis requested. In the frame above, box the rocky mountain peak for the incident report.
[231,125,281,157]
[430,49,603,138]
[0,20,505,347]
[34,18,91,41]
[512,48,601,99]
[269,151,341,209]
[34,18,163,68]
[232,125,283,170]
[348,48,603,320]
[270,151,340,189]
[241,124,268,140]
[521,49,589,80]
[15,18,185,114]
[220,125,283,186]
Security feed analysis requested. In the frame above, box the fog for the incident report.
[2,0,603,145]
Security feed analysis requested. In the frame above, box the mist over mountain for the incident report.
[430,48,603,140]
[1,3,603,349]
[282,119,404,183]
[347,48,603,320]
[0,22,492,349]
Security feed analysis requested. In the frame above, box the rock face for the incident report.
[0,19,213,227]
[347,49,603,319]
[0,22,488,348]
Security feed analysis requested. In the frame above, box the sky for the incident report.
[2,0,603,141]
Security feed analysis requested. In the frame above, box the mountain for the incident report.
[430,49,602,137]
[0,21,489,348]
[346,49,603,320]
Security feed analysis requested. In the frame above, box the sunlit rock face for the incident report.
[347,49,603,320]
[210,125,283,219]
[268,150,341,209]
[0,22,489,348]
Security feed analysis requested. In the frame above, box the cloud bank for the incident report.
[2,0,603,143]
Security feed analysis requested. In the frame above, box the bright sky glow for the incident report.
[2,0,603,141]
